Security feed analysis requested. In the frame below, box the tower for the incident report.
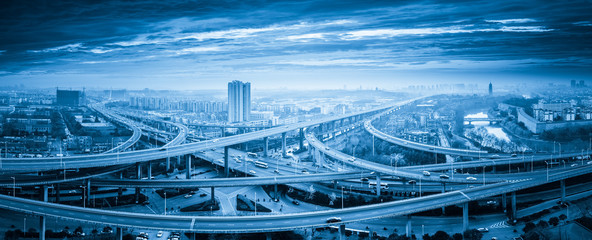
[228,80,251,122]
[488,82,493,96]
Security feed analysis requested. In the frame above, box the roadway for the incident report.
[0,164,590,233]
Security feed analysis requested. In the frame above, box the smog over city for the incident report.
[0,1,591,240]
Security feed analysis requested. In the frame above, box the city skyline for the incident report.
[1,0,591,90]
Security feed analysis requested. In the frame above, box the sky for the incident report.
[0,0,591,90]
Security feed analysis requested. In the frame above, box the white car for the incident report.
[477,227,489,232]
[422,171,431,176]
[156,231,163,238]
[249,170,256,175]
[466,177,477,181]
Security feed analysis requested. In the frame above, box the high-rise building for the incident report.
[488,82,493,96]
[56,88,85,106]
[228,80,251,122]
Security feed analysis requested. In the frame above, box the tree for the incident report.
[536,220,549,228]
[463,229,483,240]
[523,222,536,233]
[558,214,567,221]
[432,231,450,240]
[548,217,559,226]
[452,233,463,240]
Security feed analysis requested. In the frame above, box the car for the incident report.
[422,171,431,176]
[466,177,477,181]
[301,170,309,174]
[587,161,592,165]
[211,148,216,151]
[292,200,300,205]
[486,200,497,205]
[286,162,292,166]
[349,157,356,162]
[184,194,192,198]
[326,217,342,223]
[477,227,489,232]
[571,164,578,167]
[408,180,417,184]
[492,154,500,158]
[511,154,517,157]
[212,139,219,143]
[199,193,207,197]
[234,158,241,163]
[156,231,163,238]
[439,174,450,179]
[325,147,330,150]
[361,177,369,182]
[249,170,256,175]
[159,148,167,151]
[141,201,150,205]
[274,169,280,174]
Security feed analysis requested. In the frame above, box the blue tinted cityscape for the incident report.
[1,1,592,240]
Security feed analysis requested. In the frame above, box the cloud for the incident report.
[277,33,326,42]
[0,50,5,55]
[28,43,83,53]
[338,25,551,40]
[500,26,552,32]
[171,46,222,55]
[485,18,537,24]
[276,59,380,66]
[573,21,592,26]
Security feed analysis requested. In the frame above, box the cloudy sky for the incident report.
[0,0,591,90]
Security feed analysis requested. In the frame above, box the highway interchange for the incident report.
[1,96,591,238]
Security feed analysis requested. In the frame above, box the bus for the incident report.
[368,182,389,189]
[254,161,268,169]
[247,152,258,158]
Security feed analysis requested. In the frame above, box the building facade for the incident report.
[228,80,251,123]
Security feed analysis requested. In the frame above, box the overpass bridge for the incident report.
[464,117,503,125]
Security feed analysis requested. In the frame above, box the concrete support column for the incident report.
[211,187,215,202]
[406,215,412,237]
[299,128,304,150]
[263,137,269,157]
[502,193,507,211]
[116,227,123,240]
[462,202,469,232]
[40,185,48,240]
[274,184,278,201]
[166,156,170,172]
[560,180,566,203]
[221,127,225,137]
[281,132,287,157]
[224,146,229,177]
[177,156,181,166]
[511,191,517,220]
[339,224,346,240]
[186,155,192,179]
[147,161,152,179]
[441,183,446,215]
[55,184,60,203]
[136,162,142,179]
[492,166,496,174]
[118,172,123,199]
[266,232,272,240]
[86,179,91,207]
[376,173,381,196]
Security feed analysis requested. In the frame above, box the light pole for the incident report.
[10,177,15,197]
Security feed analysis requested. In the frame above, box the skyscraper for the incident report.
[488,82,493,96]
[228,80,251,122]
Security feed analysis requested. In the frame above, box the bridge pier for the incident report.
[135,163,141,203]
[441,183,446,215]
[147,161,152,179]
[210,187,215,202]
[511,191,517,220]
[502,193,507,211]
[116,227,123,240]
[40,185,48,240]
[166,156,170,172]
[274,184,278,201]
[560,180,566,203]
[299,128,304,150]
[186,155,192,179]
[376,173,381,196]
[462,202,469,232]
[339,224,346,240]
[266,232,272,240]
[85,179,91,207]
[406,215,412,237]
[177,155,181,167]
[263,137,269,157]
[224,146,230,177]
[281,132,287,157]
[55,184,60,203]
[221,127,225,137]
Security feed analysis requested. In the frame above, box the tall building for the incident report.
[488,82,493,96]
[228,80,251,122]
[56,88,85,106]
